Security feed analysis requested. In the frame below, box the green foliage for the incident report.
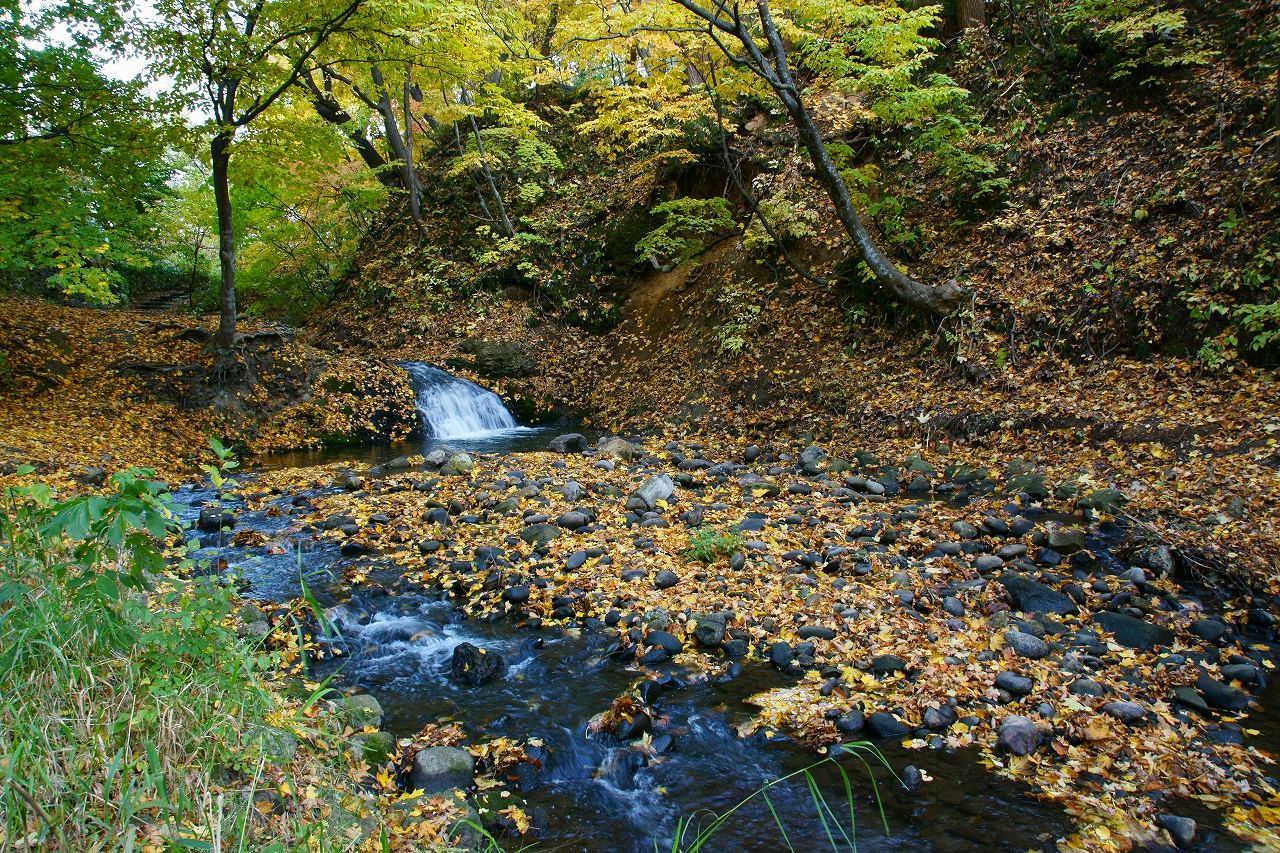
[744,195,821,252]
[1061,0,1213,80]
[685,528,745,563]
[0,3,170,302]
[635,198,735,270]
[1188,230,1280,367]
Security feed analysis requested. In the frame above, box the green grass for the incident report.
[0,467,361,850]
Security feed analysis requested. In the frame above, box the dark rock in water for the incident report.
[549,433,587,453]
[769,641,794,671]
[836,709,865,734]
[597,748,646,789]
[1000,573,1078,616]
[339,540,370,558]
[996,671,1034,696]
[1046,526,1086,554]
[1094,611,1174,650]
[646,630,683,654]
[901,765,924,791]
[1196,673,1250,711]
[451,642,506,685]
[721,639,748,658]
[1172,686,1211,713]
[1157,814,1197,849]
[797,625,837,641]
[997,716,1043,755]
[197,505,233,532]
[866,711,909,739]
[410,746,474,794]
[654,570,680,589]
[1220,663,1261,685]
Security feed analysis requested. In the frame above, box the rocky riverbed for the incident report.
[178,434,1280,851]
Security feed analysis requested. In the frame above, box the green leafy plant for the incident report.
[685,528,745,563]
[1061,0,1213,80]
[635,198,735,270]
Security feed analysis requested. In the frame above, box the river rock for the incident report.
[1093,611,1174,650]
[654,570,680,589]
[836,709,865,734]
[336,693,384,729]
[451,642,506,685]
[1190,618,1228,643]
[549,433,587,453]
[349,731,396,766]
[769,641,794,671]
[866,711,909,739]
[520,523,560,546]
[441,452,475,475]
[597,437,641,460]
[502,585,530,605]
[631,474,675,511]
[1102,701,1145,723]
[797,625,837,641]
[691,613,726,646]
[1157,814,1197,849]
[997,716,1043,755]
[1005,629,1049,659]
[197,505,234,532]
[1000,573,1078,616]
[1046,526,1086,553]
[410,747,475,794]
[996,671,1034,696]
[1196,673,1250,711]
[923,704,958,728]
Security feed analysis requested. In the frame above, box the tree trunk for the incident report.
[370,65,422,224]
[211,130,238,347]
[956,0,986,30]
[402,70,421,224]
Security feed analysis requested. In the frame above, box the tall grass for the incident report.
[0,466,350,850]
[661,741,899,853]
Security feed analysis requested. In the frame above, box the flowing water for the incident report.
[173,366,1268,851]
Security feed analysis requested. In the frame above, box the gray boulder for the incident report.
[997,716,1044,756]
[631,474,674,511]
[1000,573,1078,616]
[549,433,587,453]
[410,747,475,794]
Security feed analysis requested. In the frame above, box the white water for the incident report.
[400,362,523,439]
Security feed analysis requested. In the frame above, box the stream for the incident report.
[167,363,1271,851]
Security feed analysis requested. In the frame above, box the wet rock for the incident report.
[866,711,909,739]
[769,641,794,671]
[1070,679,1105,697]
[1000,573,1078,616]
[1046,526,1086,554]
[836,709,865,734]
[549,433,587,453]
[1093,611,1174,650]
[340,540,370,558]
[654,570,680,589]
[197,505,234,532]
[1005,630,1049,659]
[996,671,1033,696]
[901,765,924,791]
[502,585,530,605]
[997,716,1043,756]
[597,748,646,788]
[1102,701,1145,723]
[450,642,506,685]
[1196,673,1250,711]
[1157,814,1197,849]
[871,654,907,674]
[410,746,475,794]
[646,630,683,654]
[1220,663,1261,685]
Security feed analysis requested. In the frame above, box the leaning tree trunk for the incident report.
[210,130,238,348]
[733,0,962,316]
[370,65,423,225]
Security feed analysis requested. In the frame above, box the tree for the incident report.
[956,0,986,30]
[666,0,963,315]
[147,0,366,350]
[1,1,169,301]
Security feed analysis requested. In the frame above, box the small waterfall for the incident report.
[400,362,521,439]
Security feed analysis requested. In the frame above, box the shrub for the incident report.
[635,197,735,270]
[686,528,745,563]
